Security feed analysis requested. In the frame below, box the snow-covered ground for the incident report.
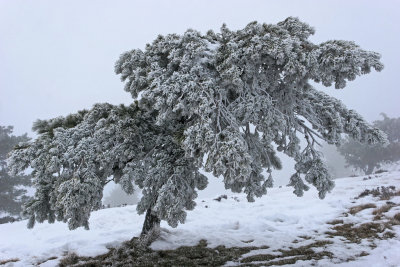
[1,171,400,266]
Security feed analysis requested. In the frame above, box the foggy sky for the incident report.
[1,0,399,137]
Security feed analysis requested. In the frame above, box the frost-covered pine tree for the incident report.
[9,17,385,235]
[8,103,207,234]
[0,126,31,220]
[339,114,400,175]
[115,17,385,199]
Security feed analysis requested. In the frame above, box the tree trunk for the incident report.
[141,208,160,236]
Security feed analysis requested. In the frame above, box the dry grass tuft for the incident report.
[327,219,344,225]
[356,186,399,200]
[349,203,376,215]
[327,200,400,244]
[372,204,393,215]
[298,235,312,240]
[36,256,58,265]
[326,222,386,243]
[240,240,333,266]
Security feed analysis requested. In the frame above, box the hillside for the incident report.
[1,171,400,266]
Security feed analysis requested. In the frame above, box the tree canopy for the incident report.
[8,18,385,235]
[339,114,400,175]
[0,126,31,219]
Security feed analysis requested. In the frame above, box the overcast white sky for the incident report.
[1,0,399,136]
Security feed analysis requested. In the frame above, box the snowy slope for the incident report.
[0,171,400,266]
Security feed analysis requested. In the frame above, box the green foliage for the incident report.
[32,110,88,138]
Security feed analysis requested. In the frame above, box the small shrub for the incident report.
[356,186,398,200]
[381,186,398,200]
[383,231,396,239]
[59,252,79,267]
[0,216,18,224]
[214,195,228,202]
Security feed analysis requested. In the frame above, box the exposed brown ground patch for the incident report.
[327,219,344,225]
[240,240,333,266]
[0,258,19,265]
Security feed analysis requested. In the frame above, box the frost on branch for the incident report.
[8,103,207,230]
[9,17,385,233]
[115,17,384,201]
